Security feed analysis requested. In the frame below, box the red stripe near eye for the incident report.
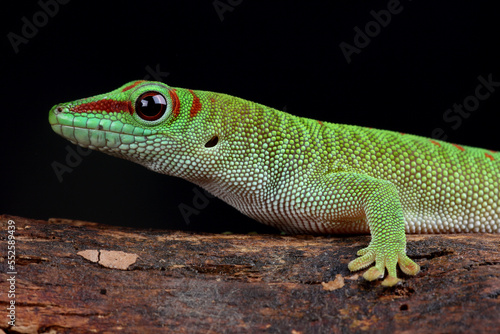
[452,143,465,151]
[169,90,180,118]
[485,153,495,161]
[188,89,202,118]
[430,140,441,147]
[122,80,145,92]
[70,100,132,114]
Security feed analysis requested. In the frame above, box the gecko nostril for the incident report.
[55,106,64,114]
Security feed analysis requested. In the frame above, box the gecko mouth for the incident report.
[51,124,146,149]
[49,109,182,156]
[49,108,151,150]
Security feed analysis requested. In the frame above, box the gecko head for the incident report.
[48,80,179,165]
[50,80,174,139]
[49,80,222,175]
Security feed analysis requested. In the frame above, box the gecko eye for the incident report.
[135,92,167,121]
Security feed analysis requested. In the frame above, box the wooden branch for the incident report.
[1,215,499,333]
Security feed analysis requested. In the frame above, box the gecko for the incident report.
[49,80,499,286]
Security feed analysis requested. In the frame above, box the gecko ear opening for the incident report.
[205,135,219,148]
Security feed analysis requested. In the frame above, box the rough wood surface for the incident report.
[0,214,499,334]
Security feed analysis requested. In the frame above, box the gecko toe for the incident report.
[348,250,375,272]
[363,267,384,281]
[398,255,420,276]
[381,276,402,287]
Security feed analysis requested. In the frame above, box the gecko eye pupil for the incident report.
[136,92,167,121]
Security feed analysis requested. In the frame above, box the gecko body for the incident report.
[49,80,499,286]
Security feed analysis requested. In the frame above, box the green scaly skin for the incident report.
[49,80,500,286]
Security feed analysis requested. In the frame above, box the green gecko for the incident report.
[49,80,499,286]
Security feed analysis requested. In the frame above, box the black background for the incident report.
[2,1,499,233]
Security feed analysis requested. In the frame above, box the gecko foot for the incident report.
[347,244,420,286]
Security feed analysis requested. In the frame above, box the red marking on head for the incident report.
[452,144,465,151]
[317,120,323,126]
[122,80,145,92]
[400,132,406,135]
[489,150,497,153]
[188,89,202,118]
[70,99,132,114]
[168,90,180,118]
[429,140,441,147]
[485,153,495,161]
[210,97,216,103]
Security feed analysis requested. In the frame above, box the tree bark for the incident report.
[0,214,499,334]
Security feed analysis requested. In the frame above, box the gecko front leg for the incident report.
[321,172,420,286]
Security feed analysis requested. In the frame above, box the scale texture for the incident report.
[49,80,499,286]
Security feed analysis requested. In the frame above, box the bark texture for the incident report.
[0,215,499,334]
